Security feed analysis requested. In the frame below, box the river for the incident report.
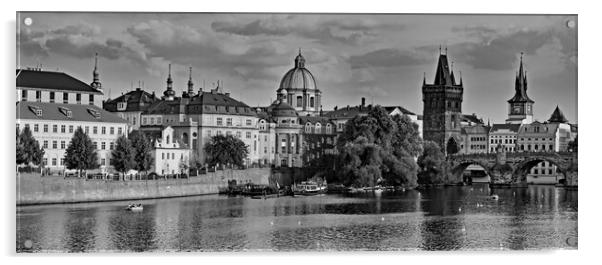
[16,184,577,252]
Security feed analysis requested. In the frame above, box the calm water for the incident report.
[16,184,577,252]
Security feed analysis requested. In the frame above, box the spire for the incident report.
[450,61,456,84]
[433,52,453,85]
[508,52,533,103]
[163,64,175,99]
[423,72,426,85]
[90,52,102,90]
[459,71,463,86]
[294,49,305,68]
[187,67,195,96]
[548,105,568,123]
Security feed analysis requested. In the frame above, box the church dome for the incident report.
[270,100,298,117]
[278,50,317,91]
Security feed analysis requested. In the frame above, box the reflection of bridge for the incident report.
[449,151,578,187]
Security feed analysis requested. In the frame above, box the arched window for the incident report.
[297,96,303,107]
[310,97,315,108]
[166,135,170,144]
[305,123,311,133]
[315,123,321,134]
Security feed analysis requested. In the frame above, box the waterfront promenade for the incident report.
[16,168,270,205]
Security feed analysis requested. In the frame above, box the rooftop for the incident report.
[17,101,127,123]
[16,69,102,94]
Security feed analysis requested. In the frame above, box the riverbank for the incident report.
[16,168,270,205]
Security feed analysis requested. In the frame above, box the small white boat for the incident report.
[293,181,327,196]
[490,194,499,200]
[125,204,144,211]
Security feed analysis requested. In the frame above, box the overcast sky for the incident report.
[17,13,577,124]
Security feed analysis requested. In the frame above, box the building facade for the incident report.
[151,126,191,175]
[488,124,520,153]
[16,63,128,174]
[103,87,159,131]
[276,50,323,116]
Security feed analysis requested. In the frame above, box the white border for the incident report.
[2,0,598,264]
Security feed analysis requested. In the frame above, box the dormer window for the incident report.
[87,108,101,119]
[58,107,73,118]
[29,105,42,117]
[117,102,127,111]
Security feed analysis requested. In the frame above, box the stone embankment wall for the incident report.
[17,168,270,205]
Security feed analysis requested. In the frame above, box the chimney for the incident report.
[361,97,366,107]
[225,92,231,97]
[334,106,338,111]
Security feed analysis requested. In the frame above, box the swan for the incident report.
[490,194,499,200]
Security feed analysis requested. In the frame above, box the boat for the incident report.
[490,194,499,200]
[293,181,327,196]
[125,204,144,211]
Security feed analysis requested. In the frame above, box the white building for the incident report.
[151,126,191,175]
[488,124,521,153]
[16,58,128,174]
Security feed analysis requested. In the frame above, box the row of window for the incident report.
[216,117,253,127]
[469,144,487,150]
[531,168,555,175]
[470,137,487,142]
[295,96,316,108]
[160,152,185,160]
[491,139,516,144]
[21,90,95,105]
[18,123,123,135]
[207,130,254,139]
[42,140,115,151]
[42,157,109,167]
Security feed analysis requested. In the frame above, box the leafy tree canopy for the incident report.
[16,126,45,166]
[129,130,154,172]
[64,127,98,175]
[110,135,136,174]
[204,134,249,167]
[417,141,447,185]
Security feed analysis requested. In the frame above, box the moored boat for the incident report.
[293,181,327,196]
[125,204,143,211]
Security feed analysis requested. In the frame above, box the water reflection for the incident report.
[16,185,578,252]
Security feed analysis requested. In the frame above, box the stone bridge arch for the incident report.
[512,155,568,184]
[450,159,492,183]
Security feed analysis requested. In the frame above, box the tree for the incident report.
[16,126,44,166]
[336,106,421,188]
[64,127,98,177]
[110,135,136,179]
[129,130,154,174]
[568,136,578,152]
[417,141,447,185]
[446,137,459,155]
[204,134,249,168]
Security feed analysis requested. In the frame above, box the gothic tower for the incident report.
[90,52,102,91]
[187,67,195,97]
[422,48,464,153]
[506,53,534,124]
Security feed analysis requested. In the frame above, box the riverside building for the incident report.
[16,54,128,173]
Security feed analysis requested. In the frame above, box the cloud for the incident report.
[210,16,381,46]
[349,48,429,69]
[18,28,48,58]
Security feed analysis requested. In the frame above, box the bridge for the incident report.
[448,148,578,187]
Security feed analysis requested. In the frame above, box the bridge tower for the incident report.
[422,47,463,153]
[506,53,534,124]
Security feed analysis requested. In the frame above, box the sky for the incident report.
[16,12,577,124]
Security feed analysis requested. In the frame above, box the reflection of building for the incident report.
[506,54,534,124]
[103,87,159,131]
[150,126,191,175]
[422,50,464,152]
[16,61,127,173]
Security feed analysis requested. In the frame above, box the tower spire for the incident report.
[90,52,102,90]
[187,67,195,96]
[163,64,175,100]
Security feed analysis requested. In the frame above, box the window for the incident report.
[110,127,114,135]
[33,124,38,132]
[217,117,223,126]
[36,91,41,102]
[93,142,98,149]
[101,126,106,134]
[226,131,232,136]
[207,130,212,137]
[226,118,232,126]
[21,90,27,101]
[142,117,147,125]
[110,142,114,150]
[43,124,48,133]
[89,94,94,105]
[132,117,137,125]
[76,93,81,104]
[52,125,58,133]
[549,144,554,150]
[52,158,57,166]
[118,127,122,135]
[246,132,252,139]
[85,126,89,134]
[297,96,303,107]
[101,142,106,150]
[93,126,98,134]
[69,125,73,133]
[162,153,165,160]
[63,93,69,104]
[217,130,222,135]
[150,117,155,124]
[157,117,162,124]
[60,158,64,166]
[236,131,241,138]
[60,141,65,149]
[101,158,106,166]
[61,125,66,133]
[246,119,252,126]
[49,92,55,103]
[534,169,538,174]
[52,141,57,149]
[43,140,48,149]
[310,97,315,108]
